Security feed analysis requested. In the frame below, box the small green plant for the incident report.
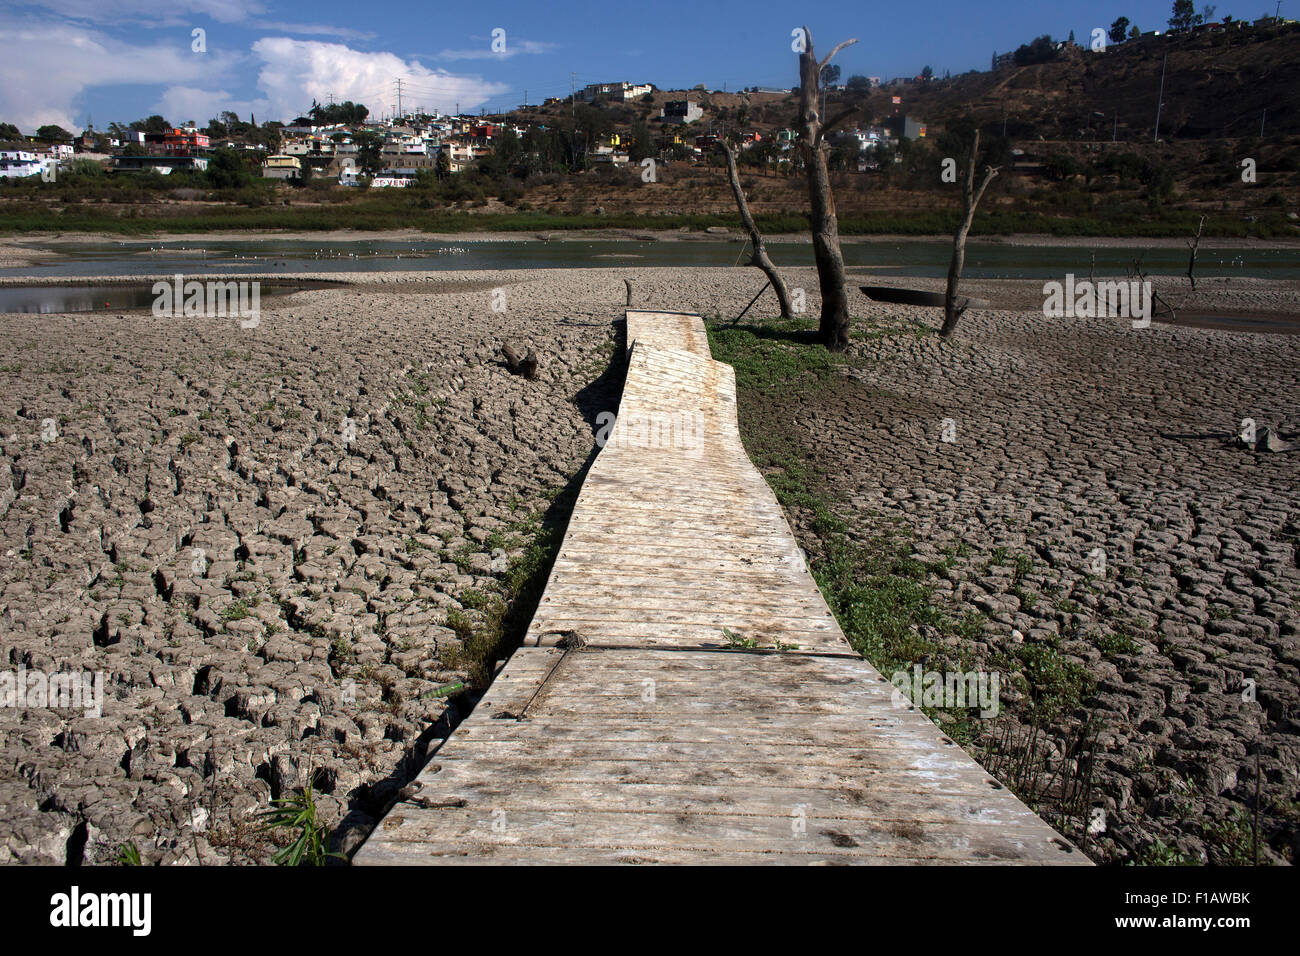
[1135,837,1199,866]
[116,841,142,866]
[1203,807,1258,866]
[723,627,759,649]
[258,782,341,866]
[221,599,250,622]
[1095,626,1139,657]
[458,588,493,611]
[1013,643,1093,722]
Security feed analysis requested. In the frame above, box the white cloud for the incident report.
[0,19,510,134]
[253,21,376,41]
[0,17,225,131]
[251,38,509,119]
[28,0,265,25]
[434,38,559,61]
[153,87,268,127]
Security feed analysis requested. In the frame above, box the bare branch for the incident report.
[819,38,858,71]
[717,141,795,319]
[941,131,1001,339]
[971,166,1001,210]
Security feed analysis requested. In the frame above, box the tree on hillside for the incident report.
[628,120,655,162]
[1109,16,1131,43]
[1014,35,1058,66]
[1129,25,1141,38]
[36,125,72,142]
[820,63,841,87]
[308,100,369,126]
[796,25,858,350]
[206,148,255,189]
[1169,0,1200,31]
[0,122,21,141]
[846,74,872,92]
[573,103,613,166]
[131,115,170,134]
[921,65,934,82]
[353,130,384,174]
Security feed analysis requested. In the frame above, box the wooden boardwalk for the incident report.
[355,311,1089,865]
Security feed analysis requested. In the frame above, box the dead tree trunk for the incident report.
[502,344,539,380]
[1186,215,1205,292]
[940,130,1000,339]
[718,140,793,320]
[797,26,858,351]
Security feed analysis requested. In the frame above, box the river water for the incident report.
[3,237,1297,314]
[6,237,1299,280]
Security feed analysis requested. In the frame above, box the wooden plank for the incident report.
[355,311,1089,866]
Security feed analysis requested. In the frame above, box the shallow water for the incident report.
[0,279,338,314]
[7,238,1300,281]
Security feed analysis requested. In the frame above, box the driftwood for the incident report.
[717,141,793,320]
[624,278,634,307]
[502,344,540,380]
[940,129,1000,338]
[1128,255,1178,322]
[1186,215,1205,292]
[797,25,858,350]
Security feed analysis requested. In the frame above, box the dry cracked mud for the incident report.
[1,264,1297,866]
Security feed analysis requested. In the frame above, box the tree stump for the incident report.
[503,344,540,380]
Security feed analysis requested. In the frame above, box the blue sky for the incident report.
[0,0,1280,132]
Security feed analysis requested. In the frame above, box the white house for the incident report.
[579,81,653,102]
[0,149,43,178]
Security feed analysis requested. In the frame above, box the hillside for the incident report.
[897,26,1300,141]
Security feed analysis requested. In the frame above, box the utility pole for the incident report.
[1153,54,1167,142]
[571,73,576,122]
[395,79,403,121]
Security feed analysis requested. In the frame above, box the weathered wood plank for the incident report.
[355,311,1089,866]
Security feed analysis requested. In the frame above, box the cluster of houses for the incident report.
[1,124,232,179]
[0,142,74,179]
[267,114,531,188]
[1,74,928,187]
